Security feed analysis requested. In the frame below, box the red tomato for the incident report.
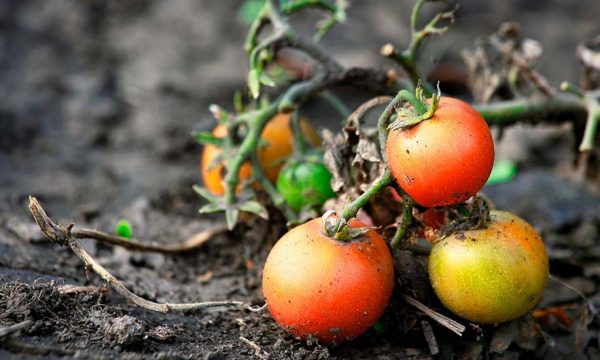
[262,218,394,344]
[386,97,494,207]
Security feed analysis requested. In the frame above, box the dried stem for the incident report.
[28,196,265,314]
[401,293,466,336]
[0,320,34,338]
[71,226,227,253]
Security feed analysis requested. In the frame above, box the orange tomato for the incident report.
[262,218,394,344]
[201,113,320,195]
[429,210,548,324]
[386,97,494,207]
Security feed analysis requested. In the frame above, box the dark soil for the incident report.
[1,0,599,359]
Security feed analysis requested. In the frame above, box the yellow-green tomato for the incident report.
[428,210,548,324]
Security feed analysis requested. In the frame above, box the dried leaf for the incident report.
[490,320,519,354]
[461,22,551,102]
[577,35,600,71]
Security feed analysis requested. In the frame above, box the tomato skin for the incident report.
[276,155,336,211]
[386,97,494,207]
[201,113,320,195]
[262,218,394,344]
[428,210,549,324]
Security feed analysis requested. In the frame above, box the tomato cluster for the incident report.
[202,94,548,344]
[201,113,320,195]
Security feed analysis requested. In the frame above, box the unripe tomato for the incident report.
[428,210,548,324]
[262,218,394,344]
[201,113,320,195]
[386,97,494,207]
[276,154,336,211]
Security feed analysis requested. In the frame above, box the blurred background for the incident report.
[0,0,598,216]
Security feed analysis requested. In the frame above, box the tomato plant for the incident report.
[262,217,394,344]
[201,113,320,195]
[428,210,549,324]
[386,97,495,207]
[276,152,336,211]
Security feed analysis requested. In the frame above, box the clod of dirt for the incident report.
[104,315,146,346]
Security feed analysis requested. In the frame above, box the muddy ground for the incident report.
[1,0,600,359]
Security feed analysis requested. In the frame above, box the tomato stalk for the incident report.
[390,197,415,248]
[381,0,457,95]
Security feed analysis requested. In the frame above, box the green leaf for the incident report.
[248,69,261,99]
[193,185,219,202]
[486,160,517,186]
[199,203,225,214]
[193,131,223,147]
[225,207,240,230]
[115,219,132,239]
[238,0,266,24]
[239,201,269,219]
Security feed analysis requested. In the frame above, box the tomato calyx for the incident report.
[388,80,441,130]
[321,210,377,241]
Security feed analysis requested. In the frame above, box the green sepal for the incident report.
[193,131,223,147]
[238,200,269,220]
[225,207,240,230]
[193,185,219,203]
[199,203,226,214]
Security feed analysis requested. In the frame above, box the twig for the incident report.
[421,320,439,355]
[240,336,270,360]
[401,293,465,336]
[0,320,34,338]
[56,284,109,295]
[28,196,266,315]
[347,96,393,125]
[71,226,227,253]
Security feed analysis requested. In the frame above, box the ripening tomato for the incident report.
[201,113,320,195]
[386,97,494,207]
[262,218,394,344]
[276,153,336,211]
[428,210,549,324]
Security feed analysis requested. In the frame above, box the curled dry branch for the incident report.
[28,196,265,314]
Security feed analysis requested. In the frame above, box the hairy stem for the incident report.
[391,197,414,248]
[474,94,586,125]
[339,171,393,221]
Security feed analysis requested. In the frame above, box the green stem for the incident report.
[250,154,296,220]
[290,110,307,156]
[244,2,272,53]
[224,103,279,205]
[339,171,392,222]
[410,0,426,35]
[377,92,408,162]
[391,197,414,248]
[320,90,352,117]
[580,96,600,152]
[474,94,586,125]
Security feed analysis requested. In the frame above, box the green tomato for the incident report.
[276,156,336,211]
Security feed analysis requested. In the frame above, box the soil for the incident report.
[1,0,599,359]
